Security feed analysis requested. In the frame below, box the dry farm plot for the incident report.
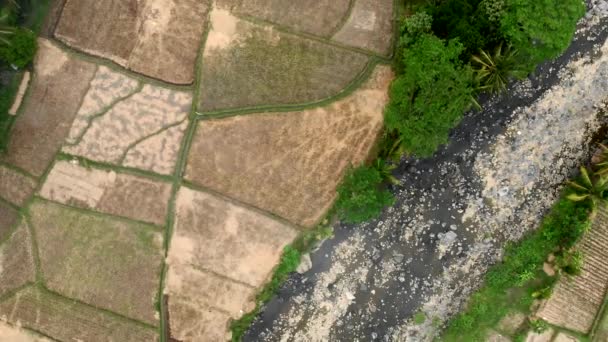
[198,8,369,112]
[63,80,192,175]
[40,161,172,225]
[225,0,352,37]
[332,0,394,56]
[1,39,96,177]
[0,287,159,342]
[28,200,164,325]
[0,203,18,240]
[0,220,36,298]
[55,0,210,84]
[165,186,297,340]
[0,165,37,207]
[187,65,393,226]
[0,321,51,342]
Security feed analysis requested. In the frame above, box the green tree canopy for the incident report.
[385,34,474,156]
[501,0,585,70]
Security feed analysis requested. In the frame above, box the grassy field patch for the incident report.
[28,199,164,325]
[199,13,368,112]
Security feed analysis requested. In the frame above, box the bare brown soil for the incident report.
[171,186,297,286]
[0,220,35,298]
[0,202,17,240]
[166,185,295,340]
[0,321,50,342]
[0,287,159,342]
[1,39,95,177]
[198,9,369,112]
[333,0,394,55]
[233,0,352,37]
[63,84,191,175]
[40,161,172,225]
[187,65,393,226]
[28,200,164,325]
[0,165,37,207]
[55,0,210,84]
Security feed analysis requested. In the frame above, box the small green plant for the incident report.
[377,130,405,163]
[594,143,608,176]
[335,166,395,223]
[531,286,552,299]
[556,249,583,276]
[373,158,400,185]
[0,27,37,68]
[413,312,427,325]
[472,44,522,93]
[529,319,549,333]
[567,166,608,210]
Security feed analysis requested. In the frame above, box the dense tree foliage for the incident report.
[0,27,36,68]
[335,166,394,223]
[501,0,585,70]
[386,34,474,156]
[429,0,504,59]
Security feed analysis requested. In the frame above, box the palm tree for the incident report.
[373,158,400,185]
[593,143,608,176]
[471,43,521,93]
[0,1,18,46]
[567,166,608,209]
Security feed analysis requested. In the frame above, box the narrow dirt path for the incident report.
[244,4,608,341]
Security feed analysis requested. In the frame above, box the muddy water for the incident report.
[245,7,608,342]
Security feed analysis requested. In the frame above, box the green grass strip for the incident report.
[441,197,592,341]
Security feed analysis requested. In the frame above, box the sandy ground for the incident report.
[0,321,50,342]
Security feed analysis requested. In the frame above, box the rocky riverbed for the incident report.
[244,2,608,341]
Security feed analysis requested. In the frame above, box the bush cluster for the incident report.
[0,27,37,68]
[443,197,591,341]
[333,0,584,225]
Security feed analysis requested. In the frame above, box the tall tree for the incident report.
[501,0,585,71]
[385,34,474,156]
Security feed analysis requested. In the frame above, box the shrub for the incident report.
[0,27,37,68]
[500,0,585,71]
[385,34,474,156]
[335,166,394,223]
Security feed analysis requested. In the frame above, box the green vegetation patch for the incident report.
[28,199,164,325]
[335,165,395,223]
[199,19,369,112]
[442,198,591,341]
[501,0,585,72]
[386,33,474,157]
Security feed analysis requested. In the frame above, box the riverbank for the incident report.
[244,2,608,340]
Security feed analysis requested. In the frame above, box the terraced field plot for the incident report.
[187,65,393,226]
[198,8,370,112]
[0,0,394,340]
[55,0,210,84]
